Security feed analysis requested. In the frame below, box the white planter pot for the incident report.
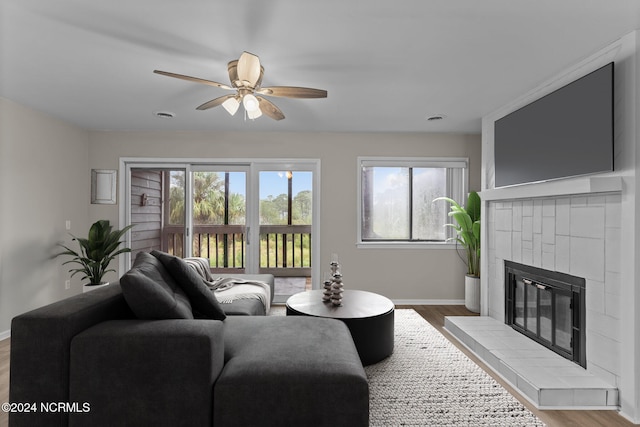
[465,275,480,313]
[83,282,110,293]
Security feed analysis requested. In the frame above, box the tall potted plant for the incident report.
[57,220,134,289]
[434,191,481,312]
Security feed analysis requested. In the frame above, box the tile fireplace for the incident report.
[445,193,623,409]
[485,193,622,390]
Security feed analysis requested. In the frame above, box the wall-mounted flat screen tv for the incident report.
[494,62,614,188]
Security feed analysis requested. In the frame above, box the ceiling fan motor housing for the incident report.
[227,59,264,90]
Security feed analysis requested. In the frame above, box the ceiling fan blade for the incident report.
[257,96,285,121]
[236,52,262,88]
[257,86,327,98]
[154,70,233,90]
[196,94,237,110]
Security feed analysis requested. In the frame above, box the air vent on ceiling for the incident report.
[154,111,176,119]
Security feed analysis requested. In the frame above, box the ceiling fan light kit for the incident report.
[246,108,263,120]
[242,93,260,112]
[154,51,327,121]
[221,97,240,116]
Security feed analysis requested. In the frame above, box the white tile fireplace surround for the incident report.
[447,192,623,410]
[486,192,622,387]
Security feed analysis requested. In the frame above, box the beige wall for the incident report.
[0,101,481,334]
[88,130,481,301]
[0,98,90,333]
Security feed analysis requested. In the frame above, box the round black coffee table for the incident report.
[286,289,394,365]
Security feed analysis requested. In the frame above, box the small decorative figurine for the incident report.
[322,272,333,302]
[329,253,344,306]
[330,272,344,306]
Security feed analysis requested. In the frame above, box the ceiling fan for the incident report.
[154,51,327,121]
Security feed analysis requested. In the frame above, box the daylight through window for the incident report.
[358,158,467,244]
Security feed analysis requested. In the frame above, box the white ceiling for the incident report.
[1,0,639,133]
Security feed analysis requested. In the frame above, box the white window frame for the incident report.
[356,156,469,249]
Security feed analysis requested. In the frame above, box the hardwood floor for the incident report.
[0,306,635,427]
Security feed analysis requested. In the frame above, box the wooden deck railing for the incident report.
[258,225,312,277]
[162,224,311,276]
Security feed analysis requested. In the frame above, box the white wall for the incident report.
[88,130,481,302]
[0,97,90,334]
[0,97,481,333]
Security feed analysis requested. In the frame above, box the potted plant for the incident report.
[434,191,481,313]
[57,220,134,291]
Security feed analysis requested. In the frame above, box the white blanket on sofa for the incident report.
[184,257,270,313]
[209,277,271,313]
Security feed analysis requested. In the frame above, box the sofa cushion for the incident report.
[220,299,266,316]
[151,250,226,320]
[217,316,369,427]
[120,252,193,319]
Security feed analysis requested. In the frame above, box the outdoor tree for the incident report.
[293,190,312,224]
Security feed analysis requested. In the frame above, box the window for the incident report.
[357,157,468,246]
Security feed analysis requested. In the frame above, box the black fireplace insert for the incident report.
[504,261,586,367]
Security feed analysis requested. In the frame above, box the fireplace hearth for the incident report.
[504,261,586,367]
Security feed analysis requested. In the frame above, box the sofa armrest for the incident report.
[68,319,224,427]
[9,284,130,427]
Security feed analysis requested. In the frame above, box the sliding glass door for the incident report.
[123,159,319,301]
[190,166,250,274]
[129,167,186,261]
[258,169,312,296]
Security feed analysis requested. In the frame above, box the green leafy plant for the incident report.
[57,220,134,285]
[433,191,481,277]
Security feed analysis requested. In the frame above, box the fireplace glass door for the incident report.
[505,261,585,367]
[515,277,573,355]
[554,293,572,352]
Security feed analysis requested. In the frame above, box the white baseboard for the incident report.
[392,299,465,305]
[0,329,10,341]
[619,410,640,425]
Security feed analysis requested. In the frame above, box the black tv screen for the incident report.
[494,62,614,188]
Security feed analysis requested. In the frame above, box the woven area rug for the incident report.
[270,307,545,426]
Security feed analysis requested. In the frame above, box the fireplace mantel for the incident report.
[479,176,622,202]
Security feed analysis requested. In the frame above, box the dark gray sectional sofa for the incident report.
[9,251,369,427]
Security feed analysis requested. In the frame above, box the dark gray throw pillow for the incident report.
[120,252,194,320]
[168,257,227,320]
[151,250,226,320]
